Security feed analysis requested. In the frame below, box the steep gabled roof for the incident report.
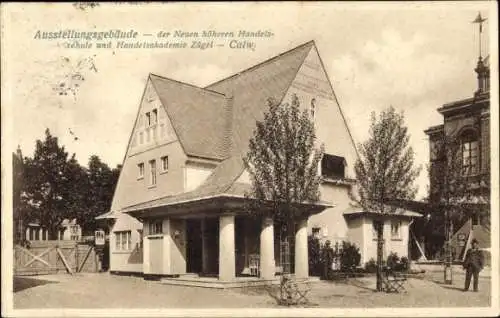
[150,74,231,160]
[206,40,315,156]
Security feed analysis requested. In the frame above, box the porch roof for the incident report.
[95,210,119,220]
[343,205,422,219]
[122,192,333,220]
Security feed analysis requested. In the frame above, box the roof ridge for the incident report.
[205,40,315,88]
[149,73,227,98]
[223,95,234,156]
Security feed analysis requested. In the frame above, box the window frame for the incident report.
[149,220,163,235]
[160,156,169,173]
[321,154,346,180]
[152,109,158,125]
[137,162,145,180]
[149,159,157,186]
[310,98,316,119]
[115,231,132,251]
[390,220,402,240]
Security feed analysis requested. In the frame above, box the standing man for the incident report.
[463,239,484,292]
[321,240,334,280]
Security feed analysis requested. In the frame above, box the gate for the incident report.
[14,240,100,276]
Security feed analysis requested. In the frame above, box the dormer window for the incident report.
[321,154,346,179]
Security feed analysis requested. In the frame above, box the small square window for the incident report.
[161,156,169,172]
[138,163,144,179]
[149,220,163,235]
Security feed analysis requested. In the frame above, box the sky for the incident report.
[2,2,496,199]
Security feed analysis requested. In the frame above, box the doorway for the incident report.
[186,219,202,273]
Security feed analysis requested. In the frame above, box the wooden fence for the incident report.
[14,240,101,276]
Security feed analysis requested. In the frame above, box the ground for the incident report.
[13,267,491,309]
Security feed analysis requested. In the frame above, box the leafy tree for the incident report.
[354,106,421,291]
[244,94,324,273]
[78,155,121,234]
[22,129,86,239]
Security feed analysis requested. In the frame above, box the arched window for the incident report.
[461,130,479,175]
[310,98,316,119]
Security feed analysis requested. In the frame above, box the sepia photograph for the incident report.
[1,2,498,317]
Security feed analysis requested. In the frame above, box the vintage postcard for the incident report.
[1,2,498,317]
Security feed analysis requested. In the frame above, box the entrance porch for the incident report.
[124,195,329,283]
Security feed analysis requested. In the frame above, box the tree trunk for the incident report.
[376,221,384,291]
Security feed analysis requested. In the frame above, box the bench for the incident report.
[279,276,311,305]
[382,267,407,293]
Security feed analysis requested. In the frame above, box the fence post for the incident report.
[75,242,79,273]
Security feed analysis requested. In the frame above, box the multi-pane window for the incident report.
[70,225,80,241]
[161,156,169,172]
[149,159,157,186]
[462,138,478,175]
[138,163,144,179]
[391,220,402,239]
[115,231,132,251]
[149,220,163,235]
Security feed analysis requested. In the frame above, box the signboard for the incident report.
[95,230,105,246]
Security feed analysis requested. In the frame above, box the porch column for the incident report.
[260,216,275,279]
[295,218,309,279]
[39,228,43,241]
[219,214,235,281]
[201,218,209,274]
[25,228,30,241]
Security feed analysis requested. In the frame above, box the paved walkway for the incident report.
[13,271,491,309]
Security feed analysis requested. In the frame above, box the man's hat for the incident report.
[471,239,479,244]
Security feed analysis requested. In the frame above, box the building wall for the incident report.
[184,163,214,192]
[309,183,352,244]
[346,217,366,263]
[109,213,143,273]
[282,45,359,179]
[362,218,410,265]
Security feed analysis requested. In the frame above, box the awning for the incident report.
[95,211,119,220]
[385,198,489,215]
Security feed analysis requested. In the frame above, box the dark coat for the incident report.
[463,247,484,271]
[322,246,334,265]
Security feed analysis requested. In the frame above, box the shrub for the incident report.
[386,252,400,269]
[400,256,409,271]
[364,258,377,273]
[340,241,361,271]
